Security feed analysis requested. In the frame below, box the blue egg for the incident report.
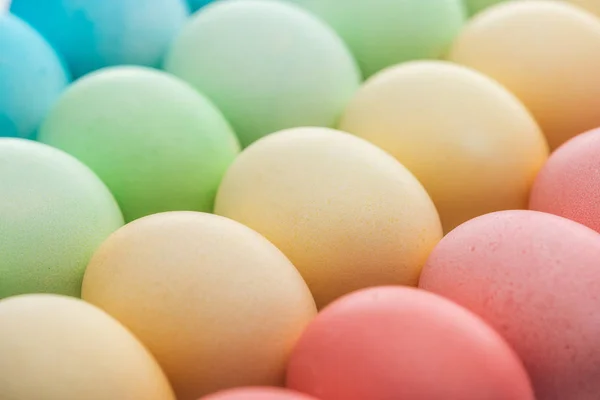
[0,14,70,139]
[188,0,215,12]
[11,0,190,78]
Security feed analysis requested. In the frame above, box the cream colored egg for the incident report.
[449,0,600,150]
[339,61,549,232]
[0,294,175,400]
[214,127,443,309]
[82,211,316,400]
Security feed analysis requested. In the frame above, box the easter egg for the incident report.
[200,387,318,400]
[568,0,600,16]
[164,0,360,147]
[465,0,510,15]
[286,286,534,400]
[214,127,442,309]
[530,128,600,233]
[287,0,465,78]
[38,66,239,222]
[188,0,214,12]
[0,14,69,139]
[339,61,548,232]
[449,0,600,150]
[82,211,317,400]
[419,210,600,400]
[0,139,123,299]
[0,294,175,400]
[11,0,189,78]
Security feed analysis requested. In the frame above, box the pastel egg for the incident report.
[419,210,600,400]
[286,286,534,400]
[82,211,317,400]
[164,0,360,147]
[0,14,69,139]
[449,0,600,150]
[0,139,123,299]
[215,127,442,309]
[287,0,465,78]
[200,387,318,400]
[11,0,189,78]
[339,61,548,232]
[0,294,175,400]
[38,66,240,222]
[568,0,600,16]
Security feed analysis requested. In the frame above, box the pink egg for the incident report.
[530,127,600,233]
[286,286,534,400]
[199,387,317,400]
[419,210,600,400]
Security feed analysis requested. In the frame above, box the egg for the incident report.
[338,61,548,232]
[465,0,510,15]
[10,0,189,78]
[286,286,534,400]
[0,139,123,299]
[286,0,465,78]
[82,211,317,400]
[568,0,600,16]
[164,0,360,147]
[215,127,442,308]
[0,14,69,139]
[419,210,600,400]
[449,0,600,150]
[38,66,240,222]
[188,0,215,12]
[200,387,318,400]
[0,294,175,400]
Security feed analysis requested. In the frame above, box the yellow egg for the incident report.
[449,0,600,149]
[214,127,443,309]
[0,294,175,400]
[338,61,549,232]
[82,211,316,400]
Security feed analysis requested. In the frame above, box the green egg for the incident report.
[38,66,240,222]
[0,139,123,299]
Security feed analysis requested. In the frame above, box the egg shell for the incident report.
[164,0,360,147]
[10,0,189,78]
[0,14,69,138]
[82,211,317,400]
[38,66,240,222]
[339,61,548,233]
[215,127,443,309]
[199,387,318,400]
[0,138,123,299]
[449,0,600,150]
[419,210,600,400]
[568,0,600,16]
[0,294,175,400]
[286,286,534,400]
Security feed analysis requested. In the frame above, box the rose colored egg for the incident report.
[286,286,534,400]
[419,210,600,400]
[199,387,317,400]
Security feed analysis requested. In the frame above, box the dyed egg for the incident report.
[11,0,189,78]
[568,0,600,16]
[449,0,600,150]
[82,211,317,400]
[530,128,600,233]
[164,0,360,147]
[0,14,69,139]
[287,286,534,400]
[287,0,465,78]
[188,0,214,12]
[0,294,175,400]
[200,387,318,400]
[38,66,239,222]
[215,127,442,308]
[0,139,123,299]
[339,61,548,232]
[419,210,600,400]
[465,0,510,15]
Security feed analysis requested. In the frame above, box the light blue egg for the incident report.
[188,0,215,12]
[11,0,190,78]
[0,14,70,139]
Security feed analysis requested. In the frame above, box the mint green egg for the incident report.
[286,0,466,78]
[0,139,123,299]
[164,0,361,147]
[38,66,240,222]
[465,0,511,15]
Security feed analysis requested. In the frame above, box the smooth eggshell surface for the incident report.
[339,61,548,232]
[419,210,600,400]
[215,127,443,309]
[286,286,534,400]
[165,0,360,147]
[0,139,123,299]
[0,294,175,400]
[82,211,317,400]
[449,0,600,150]
[199,387,318,400]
